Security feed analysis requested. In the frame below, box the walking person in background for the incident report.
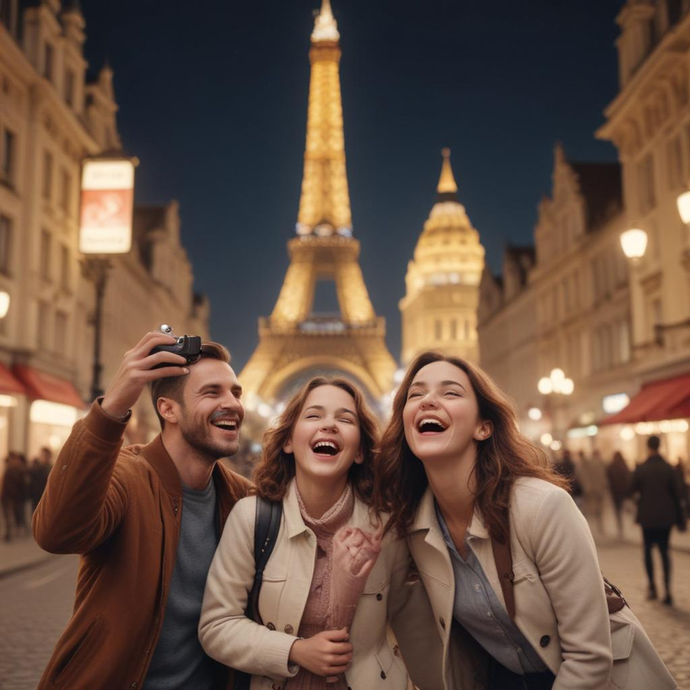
[1,453,26,541]
[607,451,632,540]
[29,446,53,512]
[630,436,686,606]
[553,449,582,504]
[674,457,688,512]
[579,449,607,534]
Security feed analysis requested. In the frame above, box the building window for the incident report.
[40,229,51,281]
[37,301,50,349]
[450,319,458,340]
[637,153,656,214]
[562,277,571,313]
[60,168,71,214]
[64,68,75,107]
[667,135,684,190]
[1,128,15,186]
[44,43,54,81]
[55,311,68,357]
[59,245,70,291]
[434,319,442,341]
[42,151,53,201]
[0,215,11,275]
[464,320,471,340]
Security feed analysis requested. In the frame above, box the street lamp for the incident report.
[79,154,137,400]
[0,291,10,319]
[620,228,648,262]
[537,368,574,396]
[677,190,690,225]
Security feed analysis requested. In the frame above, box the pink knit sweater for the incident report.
[287,485,381,689]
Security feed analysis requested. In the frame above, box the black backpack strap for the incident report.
[245,497,283,623]
[236,498,283,690]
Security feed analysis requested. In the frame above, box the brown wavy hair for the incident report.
[373,352,567,542]
[252,377,379,503]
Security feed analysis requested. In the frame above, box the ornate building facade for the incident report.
[594,0,690,462]
[400,149,484,365]
[0,0,207,464]
[479,145,631,456]
[240,0,396,406]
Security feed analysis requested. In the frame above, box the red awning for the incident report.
[599,372,690,425]
[0,363,28,395]
[13,365,86,409]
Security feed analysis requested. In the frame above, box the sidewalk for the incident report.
[0,535,53,579]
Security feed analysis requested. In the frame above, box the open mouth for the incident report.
[417,417,447,435]
[311,439,341,457]
[211,418,239,433]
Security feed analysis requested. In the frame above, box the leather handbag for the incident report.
[234,497,283,690]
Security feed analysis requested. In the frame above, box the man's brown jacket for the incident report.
[32,401,251,689]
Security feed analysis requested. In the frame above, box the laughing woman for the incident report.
[374,352,676,690]
[199,377,441,690]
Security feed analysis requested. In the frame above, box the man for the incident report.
[33,331,251,688]
[630,435,686,606]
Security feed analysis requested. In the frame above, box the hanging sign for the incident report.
[79,158,135,254]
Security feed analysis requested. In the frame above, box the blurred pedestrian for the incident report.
[29,446,53,512]
[15,452,29,532]
[578,449,607,534]
[630,436,687,606]
[553,449,583,504]
[1,453,26,541]
[674,457,688,510]
[607,451,632,539]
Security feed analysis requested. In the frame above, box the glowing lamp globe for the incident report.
[677,191,690,224]
[0,291,9,319]
[620,228,647,260]
[538,377,553,395]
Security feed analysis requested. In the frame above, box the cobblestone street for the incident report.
[0,537,689,689]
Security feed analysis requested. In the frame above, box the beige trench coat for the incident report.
[408,477,677,690]
[199,480,443,690]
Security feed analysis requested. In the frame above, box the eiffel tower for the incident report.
[240,0,396,405]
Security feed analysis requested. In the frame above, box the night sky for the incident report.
[81,0,623,369]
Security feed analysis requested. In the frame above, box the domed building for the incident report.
[400,149,485,365]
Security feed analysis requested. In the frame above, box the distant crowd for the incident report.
[0,446,53,542]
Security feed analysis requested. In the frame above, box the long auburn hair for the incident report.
[252,377,379,504]
[373,352,568,542]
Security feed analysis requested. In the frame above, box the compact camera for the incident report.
[150,324,202,369]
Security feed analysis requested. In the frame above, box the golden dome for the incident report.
[404,149,485,300]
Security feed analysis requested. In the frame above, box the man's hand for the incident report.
[101,332,189,417]
[288,628,353,678]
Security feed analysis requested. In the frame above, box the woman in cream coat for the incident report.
[374,352,677,690]
[199,377,442,690]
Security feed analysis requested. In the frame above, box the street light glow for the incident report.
[620,228,648,260]
[0,291,10,319]
[528,407,542,421]
[540,433,553,446]
[550,368,565,383]
[538,377,553,395]
[677,190,690,224]
[560,378,574,395]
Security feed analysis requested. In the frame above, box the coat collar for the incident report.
[410,485,490,545]
[283,478,374,538]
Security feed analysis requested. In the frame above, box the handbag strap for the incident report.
[491,521,516,621]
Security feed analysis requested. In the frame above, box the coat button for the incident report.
[376,593,383,601]
[130,684,137,688]
[393,644,400,657]
[284,624,294,634]
[267,622,276,631]
[380,670,386,679]
[540,635,550,648]
[439,616,446,630]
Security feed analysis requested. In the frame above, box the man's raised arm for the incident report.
[33,331,188,554]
